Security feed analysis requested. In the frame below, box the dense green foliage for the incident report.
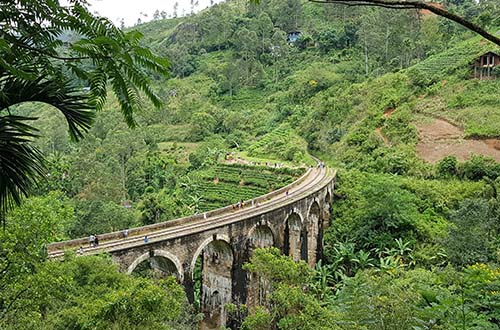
[3,0,500,328]
[2,256,197,330]
[0,0,170,216]
[244,248,500,330]
[0,192,198,329]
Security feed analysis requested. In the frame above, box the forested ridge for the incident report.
[1,0,500,328]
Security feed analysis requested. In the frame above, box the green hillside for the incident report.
[3,0,500,329]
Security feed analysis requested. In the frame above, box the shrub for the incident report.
[437,156,459,178]
[459,155,500,180]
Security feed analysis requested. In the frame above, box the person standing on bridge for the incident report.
[144,235,149,243]
[94,235,99,246]
[89,234,95,247]
[123,229,129,238]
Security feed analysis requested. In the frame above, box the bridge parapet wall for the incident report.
[47,167,311,252]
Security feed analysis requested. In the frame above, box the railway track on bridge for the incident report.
[48,164,335,259]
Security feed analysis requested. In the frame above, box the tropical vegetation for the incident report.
[1,0,500,328]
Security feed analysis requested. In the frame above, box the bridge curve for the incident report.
[47,164,336,329]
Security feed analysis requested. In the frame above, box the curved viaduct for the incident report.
[48,165,336,329]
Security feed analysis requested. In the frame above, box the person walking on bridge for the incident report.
[89,234,95,247]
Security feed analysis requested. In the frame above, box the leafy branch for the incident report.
[0,0,171,215]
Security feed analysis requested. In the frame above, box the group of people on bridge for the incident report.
[88,234,99,247]
[76,172,298,255]
[233,199,246,210]
[232,198,264,211]
[79,228,149,254]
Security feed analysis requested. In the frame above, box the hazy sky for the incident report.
[82,0,224,26]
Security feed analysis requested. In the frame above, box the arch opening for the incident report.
[323,190,332,229]
[283,212,305,262]
[325,191,331,204]
[246,224,275,309]
[127,250,183,281]
[248,225,274,251]
[308,201,321,266]
[132,256,178,279]
[192,238,234,330]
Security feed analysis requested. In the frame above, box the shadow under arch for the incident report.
[283,212,307,262]
[189,234,232,278]
[308,200,321,266]
[127,249,184,281]
[246,223,275,309]
[324,189,332,205]
[191,235,234,330]
[323,189,332,228]
[248,224,275,251]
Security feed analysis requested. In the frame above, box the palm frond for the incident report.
[0,73,94,141]
[0,72,94,218]
[0,116,44,221]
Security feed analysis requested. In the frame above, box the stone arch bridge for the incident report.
[48,166,336,329]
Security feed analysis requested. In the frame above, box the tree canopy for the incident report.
[251,0,500,47]
[316,0,500,46]
[0,0,170,218]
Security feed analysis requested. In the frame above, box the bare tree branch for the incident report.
[308,0,500,48]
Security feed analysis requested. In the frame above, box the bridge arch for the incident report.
[325,189,331,205]
[326,189,331,202]
[191,235,234,330]
[283,212,307,262]
[248,223,275,251]
[308,200,321,266]
[127,249,183,281]
[324,190,332,225]
[308,200,321,227]
[246,223,275,309]
[190,234,232,276]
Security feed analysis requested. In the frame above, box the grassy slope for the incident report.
[301,37,500,174]
[409,37,500,137]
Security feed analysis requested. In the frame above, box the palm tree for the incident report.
[0,0,170,224]
[0,75,93,223]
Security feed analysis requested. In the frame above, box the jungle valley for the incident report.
[1,0,500,329]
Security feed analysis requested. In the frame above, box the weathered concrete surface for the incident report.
[48,167,336,329]
[200,240,233,330]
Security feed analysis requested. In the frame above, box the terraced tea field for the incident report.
[193,164,304,212]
